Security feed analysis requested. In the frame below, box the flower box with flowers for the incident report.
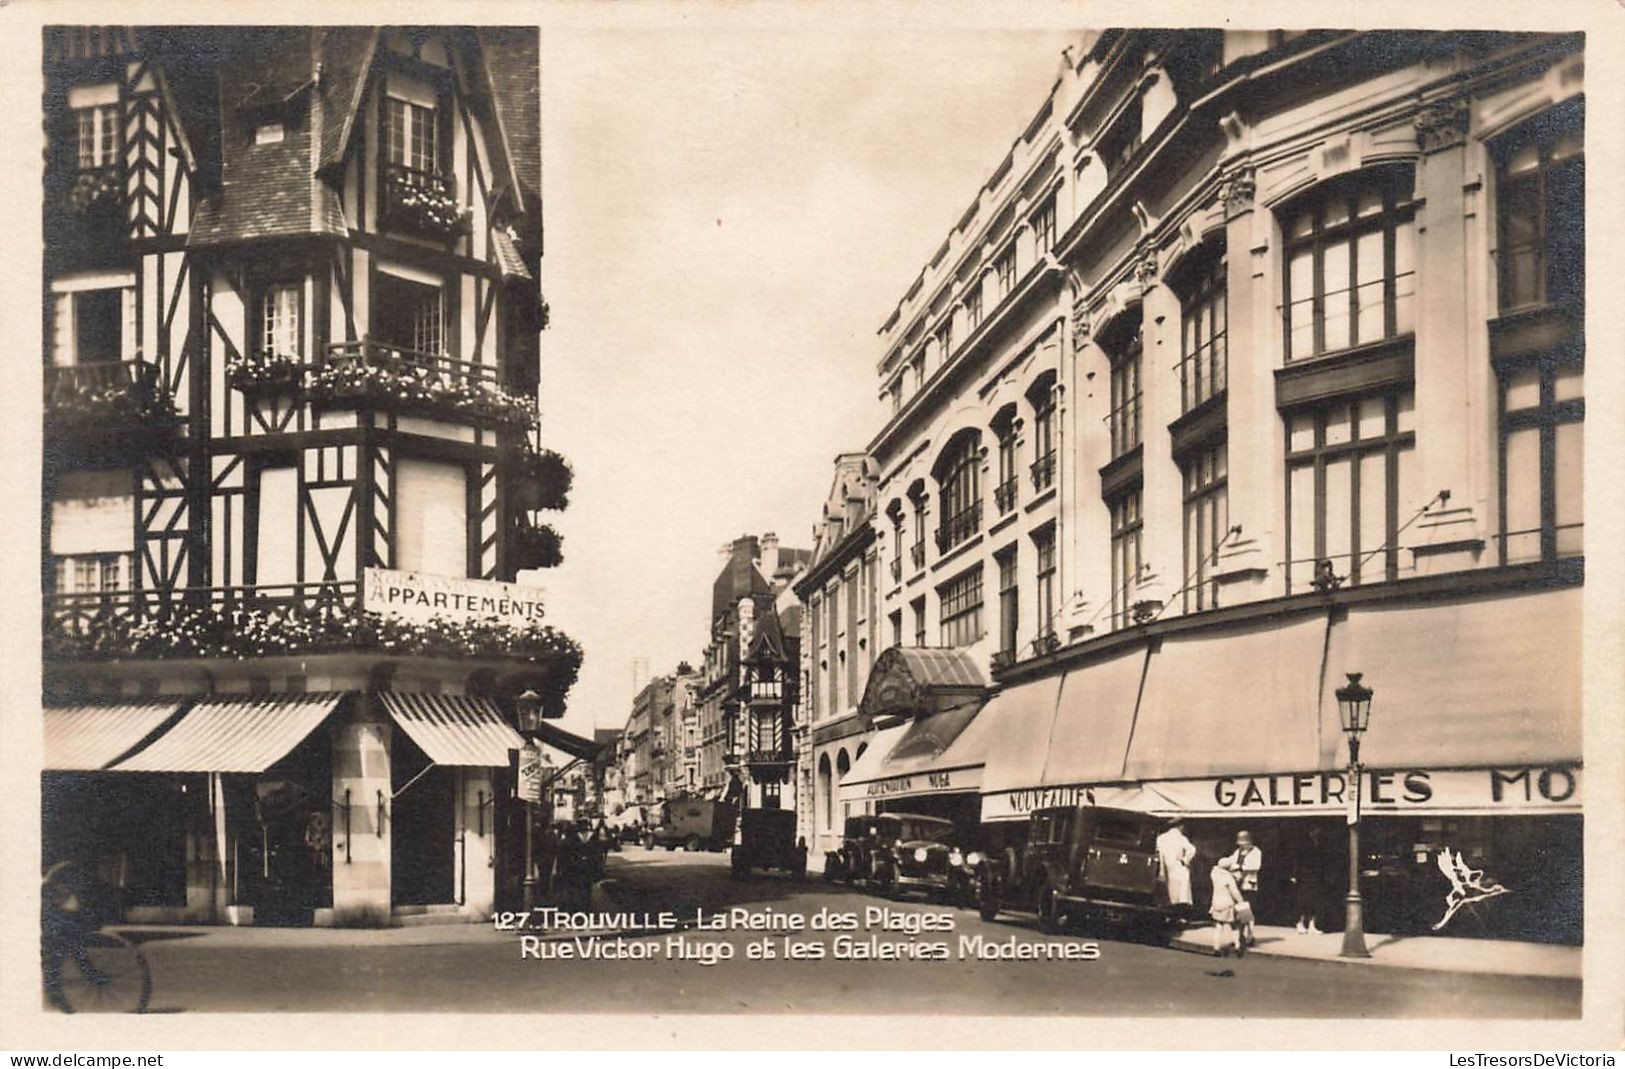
[305,360,540,433]
[384,168,472,241]
[510,520,563,570]
[44,603,583,715]
[64,169,123,220]
[45,377,179,436]
[226,352,306,395]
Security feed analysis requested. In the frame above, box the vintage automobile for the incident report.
[867,813,960,900]
[729,808,808,880]
[977,805,1177,937]
[943,829,996,907]
[645,798,737,852]
[823,815,881,884]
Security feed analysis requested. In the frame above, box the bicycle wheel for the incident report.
[55,932,150,1013]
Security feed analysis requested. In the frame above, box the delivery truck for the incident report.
[645,798,738,852]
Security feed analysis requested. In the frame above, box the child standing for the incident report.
[1209,856,1246,957]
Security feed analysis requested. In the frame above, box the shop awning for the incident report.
[380,692,524,767]
[112,695,344,773]
[1323,586,1581,770]
[838,698,995,803]
[1124,614,1329,780]
[43,701,185,771]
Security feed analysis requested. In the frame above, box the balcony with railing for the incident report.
[994,478,1018,515]
[1030,453,1056,495]
[295,339,536,432]
[934,502,982,554]
[44,359,180,451]
[1176,342,1227,416]
[381,165,471,243]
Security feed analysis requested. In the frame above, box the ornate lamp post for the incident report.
[515,688,545,913]
[1336,672,1374,958]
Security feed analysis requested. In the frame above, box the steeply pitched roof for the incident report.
[314,26,378,176]
[477,27,539,209]
[744,599,788,664]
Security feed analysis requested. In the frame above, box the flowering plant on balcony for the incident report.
[510,518,564,570]
[67,170,122,217]
[384,169,471,240]
[305,360,539,432]
[44,601,583,716]
[45,370,178,433]
[507,443,572,511]
[225,352,305,393]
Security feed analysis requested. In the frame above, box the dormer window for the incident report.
[254,121,285,145]
[387,96,438,175]
[68,84,118,170]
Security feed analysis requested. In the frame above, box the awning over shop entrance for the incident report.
[43,700,185,771]
[838,697,993,803]
[379,692,524,767]
[856,646,988,728]
[111,695,344,772]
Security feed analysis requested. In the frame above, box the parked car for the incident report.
[978,805,1177,938]
[943,829,996,907]
[823,815,881,884]
[645,799,737,852]
[870,813,961,900]
[729,808,807,880]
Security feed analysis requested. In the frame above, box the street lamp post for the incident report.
[515,688,544,913]
[1336,672,1374,959]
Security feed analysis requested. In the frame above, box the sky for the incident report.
[537,25,1078,736]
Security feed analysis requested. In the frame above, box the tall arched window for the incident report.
[933,429,982,553]
[1027,372,1057,492]
[990,404,1019,516]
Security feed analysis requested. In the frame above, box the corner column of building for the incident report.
[1064,319,1115,639]
[1410,119,1490,573]
[325,707,392,926]
[1218,174,1286,601]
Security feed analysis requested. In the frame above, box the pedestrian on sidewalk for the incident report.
[1209,856,1246,957]
[1291,825,1326,935]
[1226,830,1263,945]
[1156,817,1198,914]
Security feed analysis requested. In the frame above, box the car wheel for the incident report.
[1037,885,1061,934]
[977,873,1000,923]
[684,836,700,852]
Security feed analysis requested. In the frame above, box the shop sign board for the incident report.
[518,742,544,804]
[840,764,982,803]
[363,567,546,629]
[981,764,1582,822]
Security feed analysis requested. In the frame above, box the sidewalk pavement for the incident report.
[1169,923,1580,980]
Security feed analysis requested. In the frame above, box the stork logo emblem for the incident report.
[1432,848,1510,930]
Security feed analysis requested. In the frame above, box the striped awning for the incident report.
[112,695,344,773]
[379,692,524,767]
[43,701,184,771]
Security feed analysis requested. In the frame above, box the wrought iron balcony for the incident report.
[910,542,926,570]
[934,502,982,554]
[994,478,1018,515]
[1030,453,1056,494]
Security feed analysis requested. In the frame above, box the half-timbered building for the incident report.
[41,25,583,926]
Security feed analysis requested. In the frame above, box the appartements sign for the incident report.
[363,567,547,628]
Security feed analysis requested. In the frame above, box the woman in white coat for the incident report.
[1156,818,1198,910]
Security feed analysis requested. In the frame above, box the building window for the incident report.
[1498,358,1583,564]
[964,287,983,331]
[1031,196,1057,256]
[1107,325,1143,459]
[888,378,903,414]
[70,84,119,170]
[807,597,821,719]
[934,431,982,553]
[254,121,285,146]
[909,492,927,570]
[889,513,904,582]
[1179,250,1228,412]
[52,552,131,595]
[911,597,926,648]
[935,320,953,364]
[1284,389,1417,592]
[992,406,1018,515]
[386,97,438,175]
[996,547,1018,659]
[1495,103,1584,313]
[69,288,124,364]
[259,281,303,358]
[1034,525,1056,642]
[910,352,926,393]
[1109,488,1143,630]
[889,610,903,648]
[375,271,444,355]
[1181,443,1229,612]
[1029,376,1056,493]
[1281,167,1416,361]
[994,248,1017,297]
[938,566,984,648]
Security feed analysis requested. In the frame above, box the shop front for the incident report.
[979,585,1583,943]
